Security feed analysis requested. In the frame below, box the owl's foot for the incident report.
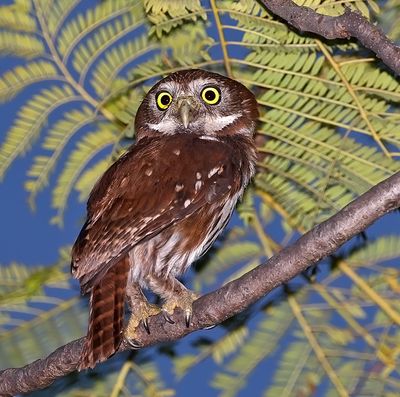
[124,301,161,347]
[162,289,199,327]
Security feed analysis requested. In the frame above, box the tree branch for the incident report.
[259,0,400,75]
[1,170,400,396]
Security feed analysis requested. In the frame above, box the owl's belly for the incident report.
[128,194,239,288]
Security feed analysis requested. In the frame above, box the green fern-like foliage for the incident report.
[0,248,86,369]
[0,0,399,396]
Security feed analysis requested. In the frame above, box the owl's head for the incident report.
[134,69,259,140]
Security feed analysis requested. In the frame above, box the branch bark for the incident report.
[1,170,400,396]
[259,0,400,75]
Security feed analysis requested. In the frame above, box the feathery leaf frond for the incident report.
[90,33,152,98]
[0,85,81,180]
[0,3,36,32]
[0,31,44,58]
[144,0,207,37]
[72,10,146,85]
[46,0,80,37]
[57,0,140,61]
[0,61,60,102]
[25,106,97,206]
[174,326,249,379]
[51,125,118,225]
[0,248,83,368]
[212,303,294,397]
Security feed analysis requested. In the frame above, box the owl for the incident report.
[71,69,259,370]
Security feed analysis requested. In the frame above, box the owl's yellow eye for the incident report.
[201,86,221,105]
[156,91,173,110]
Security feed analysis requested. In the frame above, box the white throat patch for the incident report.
[147,113,241,134]
[204,113,240,132]
[147,118,177,134]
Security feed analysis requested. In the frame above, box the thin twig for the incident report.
[210,0,232,77]
[288,295,349,397]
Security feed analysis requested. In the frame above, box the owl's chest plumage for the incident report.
[128,189,240,286]
[126,134,255,286]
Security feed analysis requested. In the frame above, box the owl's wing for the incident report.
[71,135,243,292]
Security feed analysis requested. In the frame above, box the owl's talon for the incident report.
[185,311,192,328]
[124,301,161,343]
[126,338,142,349]
[204,324,216,330]
[163,310,175,324]
[162,289,199,327]
[143,317,150,334]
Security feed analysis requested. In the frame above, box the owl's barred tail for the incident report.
[78,257,130,370]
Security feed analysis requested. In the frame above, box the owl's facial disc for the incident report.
[149,87,238,135]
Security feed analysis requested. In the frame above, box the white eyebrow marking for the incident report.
[147,119,177,134]
[190,78,214,87]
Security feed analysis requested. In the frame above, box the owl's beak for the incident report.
[178,97,195,128]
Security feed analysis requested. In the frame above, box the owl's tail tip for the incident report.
[77,256,130,371]
[77,341,114,371]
